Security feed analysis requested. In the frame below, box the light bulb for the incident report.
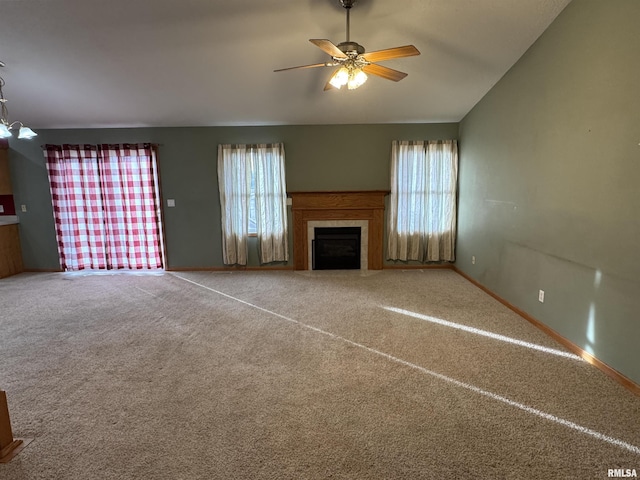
[329,67,349,89]
[347,69,368,90]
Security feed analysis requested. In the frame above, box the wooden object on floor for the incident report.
[0,390,32,463]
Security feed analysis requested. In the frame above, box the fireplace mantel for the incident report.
[288,191,389,270]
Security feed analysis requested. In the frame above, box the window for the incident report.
[387,140,458,262]
[217,143,288,265]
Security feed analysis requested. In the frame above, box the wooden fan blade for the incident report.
[310,39,347,59]
[362,63,408,82]
[274,62,331,72]
[361,45,420,63]
[324,81,336,91]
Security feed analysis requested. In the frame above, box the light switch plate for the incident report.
[167,199,176,207]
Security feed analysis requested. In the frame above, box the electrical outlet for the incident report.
[167,199,175,207]
[0,205,4,213]
[538,290,545,303]
[21,205,27,212]
[471,256,476,265]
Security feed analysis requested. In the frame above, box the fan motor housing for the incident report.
[337,41,365,55]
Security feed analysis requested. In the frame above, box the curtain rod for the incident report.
[40,143,163,149]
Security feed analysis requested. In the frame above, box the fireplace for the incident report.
[289,191,389,270]
[312,227,361,270]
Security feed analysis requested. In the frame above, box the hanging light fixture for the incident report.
[327,62,368,90]
[328,64,368,90]
[0,61,37,140]
[329,66,350,89]
[347,67,367,90]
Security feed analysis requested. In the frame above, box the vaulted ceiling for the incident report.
[0,0,571,128]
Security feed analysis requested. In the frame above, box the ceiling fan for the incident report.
[274,0,420,91]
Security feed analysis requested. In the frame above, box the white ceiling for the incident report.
[0,0,571,129]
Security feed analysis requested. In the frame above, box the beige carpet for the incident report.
[1,269,639,479]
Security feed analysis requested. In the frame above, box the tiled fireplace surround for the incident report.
[288,191,388,270]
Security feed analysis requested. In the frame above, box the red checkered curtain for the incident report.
[44,144,164,271]
[97,144,164,269]
[45,145,108,270]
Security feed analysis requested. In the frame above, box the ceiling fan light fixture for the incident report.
[329,65,367,90]
[347,68,367,90]
[329,66,349,89]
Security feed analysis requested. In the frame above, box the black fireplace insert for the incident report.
[312,227,361,270]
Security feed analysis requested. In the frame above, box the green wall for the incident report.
[457,0,640,384]
[8,123,457,270]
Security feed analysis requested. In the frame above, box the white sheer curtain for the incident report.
[253,143,289,264]
[387,140,458,262]
[217,143,288,265]
[217,144,251,265]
